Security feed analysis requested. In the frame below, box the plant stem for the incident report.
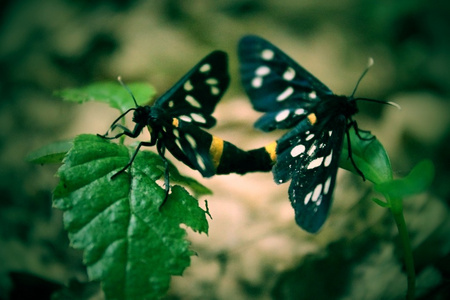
[391,197,415,300]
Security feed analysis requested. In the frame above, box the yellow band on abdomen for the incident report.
[264,141,278,163]
[209,136,224,169]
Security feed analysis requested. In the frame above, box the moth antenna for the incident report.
[355,98,401,110]
[386,101,401,110]
[351,57,374,98]
[117,76,139,107]
[351,58,401,110]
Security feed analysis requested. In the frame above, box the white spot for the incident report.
[283,67,296,81]
[305,131,310,134]
[290,144,306,157]
[200,64,211,72]
[261,49,274,60]
[307,157,324,169]
[179,115,192,122]
[206,78,218,85]
[252,77,263,88]
[295,108,305,115]
[211,86,220,95]
[312,184,323,202]
[328,130,333,136]
[308,91,317,99]
[168,100,175,108]
[324,176,332,194]
[275,109,290,122]
[276,86,294,102]
[324,150,333,167]
[185,95,201,108]
[304,192,312,205]
[196,153,206,170]
[173,128,179,138]
[307,144,317,156]
[184,80,193,91]
[256,66,270,76]
[175,139,182,150]
[185,134,196,148]
[191,113,206,124]
[305,133,314,141]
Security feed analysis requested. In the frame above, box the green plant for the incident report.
[340,128,434,300]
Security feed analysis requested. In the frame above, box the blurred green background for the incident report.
[1,0,449,299]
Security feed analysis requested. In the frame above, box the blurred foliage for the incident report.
[55,81,156,112]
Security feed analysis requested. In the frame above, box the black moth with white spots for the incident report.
[238,35,369,233]
[99,51,230,197]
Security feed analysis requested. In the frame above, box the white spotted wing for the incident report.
[238,35,333,131]
[157,51,230,129]
[163,119,217,177]
[275,116,346,232]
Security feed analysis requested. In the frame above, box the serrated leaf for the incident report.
[26,140,73,164]
[161,185,209,234]
[374,160,434,199]
[53,134,209,300]
[55,82,156,112]
[340,127,393,184]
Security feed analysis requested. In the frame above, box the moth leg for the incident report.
[97,124,132,140]
[111,140,154,180]
[156,140,170,208]
[351,121,375,141]
[98,108,136,138]
[345,125,366,181]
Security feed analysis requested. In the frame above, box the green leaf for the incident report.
[161,185,210,234]
[371,197,390,208]
[374,160,434,199]
[339,127,393,184]
[167,161,212,197]
[55,82,156,112]
[27,140,73,164]
[53,134,209,300]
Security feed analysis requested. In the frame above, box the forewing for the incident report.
[274,116,346,233]
[238,35,333,131]
[156,51,230,129]
[254,107,309,132]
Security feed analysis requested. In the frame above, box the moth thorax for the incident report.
[317,95,358,119]
[344,97,359,118]
[141,106,170,128]
[133,106,152,124]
